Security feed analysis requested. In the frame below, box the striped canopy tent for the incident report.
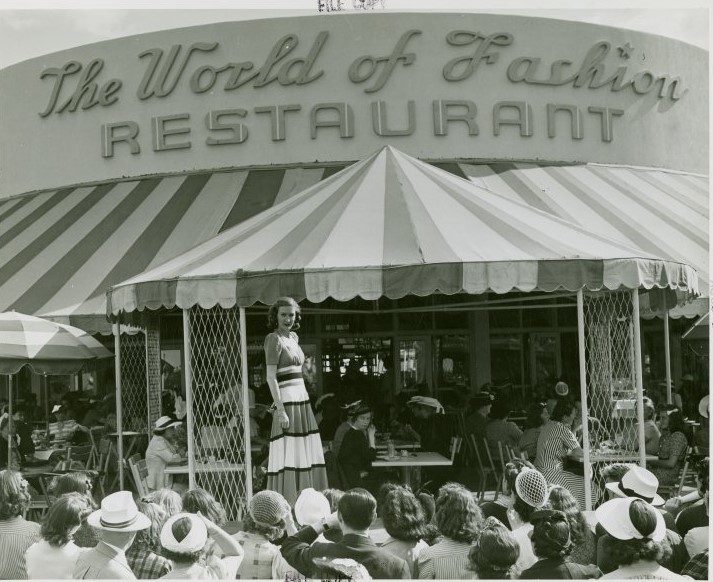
[107,146,698,316]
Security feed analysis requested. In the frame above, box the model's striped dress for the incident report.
[534,420,597,510]
[265,331,327,504]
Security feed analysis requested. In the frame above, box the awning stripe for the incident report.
[488,162,554,214]
[87,173,213,302]
[383,153,423,265]
[0,189,74,248]
[0,195,33,224]
[220,168,285,232]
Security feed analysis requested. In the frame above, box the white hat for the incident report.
[154,415,182,433]
[294,488,331,526]
[595,497,666,542]
[407,396,445,414]
[698,395,709,419]
[555,382,569,396]
[86,491,151,532]
[160,513,208,554]
[605,466,665,507]
[51,404,63,414]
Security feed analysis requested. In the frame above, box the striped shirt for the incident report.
[416,536,475,579]
[0,516,41,579]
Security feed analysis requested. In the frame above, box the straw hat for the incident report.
[160,513,208,553]
[294,488,331,526]
[698,395,709,419]
[514,469,548,509]
[153,415,182,433]
[595,497,666,542]
[605,466,665,507]
[86,491,151,532]
[407,396,445,414]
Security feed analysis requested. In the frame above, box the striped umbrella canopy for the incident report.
[0,311,99,374]
[107,146,699,317]
[54,321,114,360]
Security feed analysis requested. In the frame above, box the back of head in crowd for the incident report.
[661,405,686,434]
[547,486,589,546]
[145,488,183,517]
[434,482,483,543]
[338,488,377,531]
[133,500,167,553]
[182,488,227,526]
[49,472,95,506]
[695,457,709,493]
[245,490,290,542]
[469,517,520,579]
[322,488,344,513]
[267,297,301,330]
[524,401,549,429]
[551,398,576,422]
[530,509,574,559]
[382,485,437,543]
[376,481,401,516]
[0,469,31,519]
[41,492,93,547]
[504,459,536,496]
[513,469,549,522]
[601,463,633,485]
[160,513,208,564]
[489,399,511,421]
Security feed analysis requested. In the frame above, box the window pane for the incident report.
[490,334,523,386]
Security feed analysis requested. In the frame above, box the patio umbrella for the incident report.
[0,311,102,468]
[54,322,114,360]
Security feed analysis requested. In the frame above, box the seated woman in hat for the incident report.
[595,497,689,580]
[337,401,377,490]
[159,511,244,579]
[648,406,689,489]
[145,416,186,493]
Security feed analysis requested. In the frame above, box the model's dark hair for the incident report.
[344,401,371,421]
[182,488,227,526]
[512,494,543,524]
[49,472,97,508]
[488,399,512,420]
[524,402,548,429]
[242,510,286,542]
[469,517,520,579]
[160,517,203,564]
[382,486,439,542]
[375,481,401,516]
[600,463,632,484]
[551,398,576,422]
[322,488,345,513]
[608,536,670,566]
[434,483,483,543]
[504,459,536,496]
[530,509,574,559]
[546,486,589,546]
[662,406,687,436]
[131,500,167,552]
[0,470,31,519]
[41,492,92,547]
[266,297,301,331]
[338,488,376,530]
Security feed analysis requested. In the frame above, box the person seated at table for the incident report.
[693,395,709,454]
[648,406,689,489]
[535,398,595,510]
[316,393,341,441]
[546,381,570,416]
[337,401,377,491]
[547,485,597,566]
[519,508,602,579]
[403,395,452,458]
[81,399,105,429]
[595,497,689,580]
[10,407,35,460]
[518,401,550,461]
[464,391,494,446]
[25,492,93,579]
[486,398,523,460]
[331,400,361,460]
[416,482,483,579]
[146,416,187,493]
[480,458,536,530]
[48,472,100,547]
[48,404,90,446]
[380,485,438,577]
[0,415,21,469]
[0,469,41,580]
[467,516,520,579]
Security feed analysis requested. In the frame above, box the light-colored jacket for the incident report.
[72,540,136,579]
[145,435,181,490]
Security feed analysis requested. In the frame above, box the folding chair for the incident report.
[450,436,463,463]
[469,434,498,501]
[676,447,698,496]
[127,453,150,498]
[483,438,504,499]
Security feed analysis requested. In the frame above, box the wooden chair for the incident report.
[95,438,113,497]
[469,434,498,501]
[676,447,698,496]
[66,445,93,469]
[23,473,54,521]
[86,427,106,470]
[483,438,504,499]
[450,436,463,463]
[127,453,150,498]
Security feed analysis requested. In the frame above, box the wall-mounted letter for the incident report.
[546,104,583,139]
[348,30,421,93]
[206,109,248,145]
[588,106,624,143]
[433,100,478,136]
[310,103,354,139]
[152,114,191,151]
[493,101,533,137]
[372,101,415,136]
[254,105,302,141]
[101,121,140,158]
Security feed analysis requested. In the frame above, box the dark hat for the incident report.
[472,392,494,406]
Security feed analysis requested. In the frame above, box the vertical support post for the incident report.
[663,292,672,405]
[182,309,196,490]
[576,290,593,510]
[113,321,124,489]
[239,307,253,503]
[145,315,152,434]
[44,375,50,433]
[7,374,13,469]
[632,290,647,468]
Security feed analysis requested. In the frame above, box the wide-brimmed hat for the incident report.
[471,392,494,407]
[605,466,665,507]
[160,513,207,553]
[407,396,445,414]
[153,415,182,433]
[294,488,331,526]
[595,497,666,542]
[514,469,548,509]
[698,395,709,419]
[87,491,151,532]
[249,490,289,527]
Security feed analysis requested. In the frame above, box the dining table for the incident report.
[372,451,452,487]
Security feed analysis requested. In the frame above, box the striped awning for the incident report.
[0,150,706,333]
[106,146,698,317]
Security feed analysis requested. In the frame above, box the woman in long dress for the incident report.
[264,297,327,503]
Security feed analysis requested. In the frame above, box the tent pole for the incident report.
[7,374,13,469]
[663,292,672,405]
[182,309,196,490]
[44,375,49,434]
[576,290,593,510]
[239,307,253,504]
[632,290,647,468]
[113,321,124,489]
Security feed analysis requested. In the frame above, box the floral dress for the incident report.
[652,430,688,487]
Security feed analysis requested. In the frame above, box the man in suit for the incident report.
[281,488,410,579]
